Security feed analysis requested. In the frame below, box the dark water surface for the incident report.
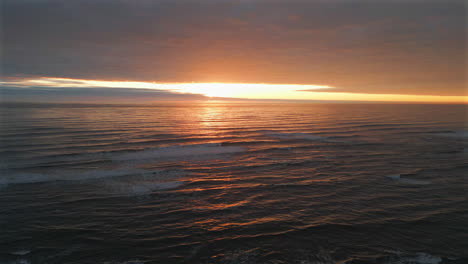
[0,102,467,264]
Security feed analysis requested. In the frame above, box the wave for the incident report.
[0,168,185,186]
[111,143,245,162]
[105,179,184,196]
[2,250,454,264]
[1,143,246,170]
[430,131,468,138]
[0,169,146,185]
[385,174,431,185]
[370,252,444,264]
[1,168,186,197]
[263,132,329,141]
[10,250,31,256]
[216,249,447,264]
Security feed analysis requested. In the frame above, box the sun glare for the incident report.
[2,77,467,103]
[1,78,332,98]
[169,83,331,98]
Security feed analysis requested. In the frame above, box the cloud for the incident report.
[0,77,334,102]
[0,87,207,103]
[2,0,466,96]
[1,79,465,104]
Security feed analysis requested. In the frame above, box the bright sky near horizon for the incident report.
[1,78,467,104]
[1,0,466,103]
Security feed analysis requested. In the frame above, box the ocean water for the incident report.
[0,102,467,264]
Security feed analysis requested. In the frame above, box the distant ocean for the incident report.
[1,102,467,264]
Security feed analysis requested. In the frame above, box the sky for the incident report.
[1,0,467,103]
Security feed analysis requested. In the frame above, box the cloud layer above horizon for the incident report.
[1,78,465,104]
[2,0,467,98]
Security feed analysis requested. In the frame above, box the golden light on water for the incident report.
[2,77,467,103]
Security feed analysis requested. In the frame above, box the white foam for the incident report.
[111,143,245,162]
[264,132,329,141]
[385,174,431,185]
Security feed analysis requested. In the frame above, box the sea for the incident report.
[0,102,467,264]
